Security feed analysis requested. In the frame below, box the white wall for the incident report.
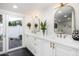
[68,3,79,30]
[24,3,79,40]
[40,3,79,36]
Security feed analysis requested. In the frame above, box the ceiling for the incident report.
[0,3,55,15]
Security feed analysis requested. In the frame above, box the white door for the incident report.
[0,13,6,54]
[55,43,77,56]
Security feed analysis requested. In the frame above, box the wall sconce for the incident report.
[34,23,38,29]
[27,22,31,29]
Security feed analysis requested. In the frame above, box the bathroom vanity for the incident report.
[24,4,79,56]
[25,33,79,56]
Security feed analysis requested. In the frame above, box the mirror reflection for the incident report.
[54,5,75,34]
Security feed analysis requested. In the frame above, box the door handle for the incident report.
[50,42,55,48]
[50,42,53,48]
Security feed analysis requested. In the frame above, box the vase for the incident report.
[42,30,47,36]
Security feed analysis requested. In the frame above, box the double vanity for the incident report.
[25,32,79,56]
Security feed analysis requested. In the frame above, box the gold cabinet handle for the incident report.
[50,42,53,48]
[50,42,55,48]
[53,43,55,48]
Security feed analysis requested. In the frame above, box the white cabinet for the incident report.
[33,38,41,56]
[25,35,35,54]
[39,39,54,56]
[34,39,55,56]
[25,35,41,56]
[76,50,79,56]
[55,43,77,56]
[25,35,54,56]
[25,35,39,55]
[25,34,79,56]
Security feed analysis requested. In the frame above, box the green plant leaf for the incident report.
[40,21,47,30]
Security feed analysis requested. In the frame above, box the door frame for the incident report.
[0,10,24,54]
[6,15,24,52]
[0,12,6,54]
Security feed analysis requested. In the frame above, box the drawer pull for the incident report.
[50,42,53,48]
[53,43,55,48]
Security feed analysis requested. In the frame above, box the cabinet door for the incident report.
[31,38,40,56]
[25,36,54,56]
[25,35,36,55]
[39,39,54,56]
[76,50,79,56]
[55,43,77,56]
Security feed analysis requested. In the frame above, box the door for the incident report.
[0,13,6,54]
[7,15,23,51]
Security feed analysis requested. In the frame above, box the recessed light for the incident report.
[13,5,18,8]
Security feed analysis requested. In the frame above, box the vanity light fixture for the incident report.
[60,3,64,7]
[54,3,68,9]
[13,5,18,8]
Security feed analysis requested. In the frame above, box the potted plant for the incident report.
[40,21,47,35]
[27,22,31,29]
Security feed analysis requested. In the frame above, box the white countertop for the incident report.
[25,32,79,50]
